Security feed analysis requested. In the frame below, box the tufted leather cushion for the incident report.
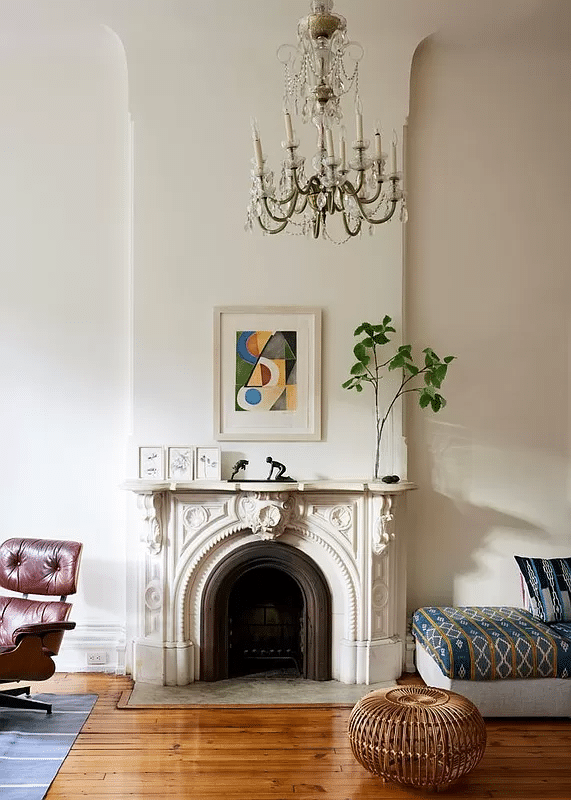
[0,538,82,596]
[0,596,72,647]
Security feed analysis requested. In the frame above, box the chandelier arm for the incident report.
[342,210,362,237]
[354,179,384,206]
[256,215,290,235]
[262,194,299,224]
[270,181,298,206]
[357,197,398,225]
[291,167,316,196]
[342,183,399,225]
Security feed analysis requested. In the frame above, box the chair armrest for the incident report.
[12,621,76,642]
[12,621,76,656]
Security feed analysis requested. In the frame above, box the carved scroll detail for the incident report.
[373,494,395,555]
[136,492,165,555]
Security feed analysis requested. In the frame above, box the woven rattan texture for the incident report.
[348,685,487,789]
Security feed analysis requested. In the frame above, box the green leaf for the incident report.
[388,354,405,370]
[424,350,437,367]
[372,333,389,345]
[361,337,374,348]
[350,363,366,375]
[353,343,370,365]
[444,355,455,364]
[404,362,419,376]
[419,393,431,409]
[341,379,354,388]
[382,315,392,326]
[355,384,363,392]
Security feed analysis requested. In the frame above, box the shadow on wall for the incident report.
[407,487,547,612]
[406,420,551,611]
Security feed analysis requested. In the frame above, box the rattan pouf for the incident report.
[348,686,486,791]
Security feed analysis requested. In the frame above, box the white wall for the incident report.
[0,19,130,668]
[406,13,571,611]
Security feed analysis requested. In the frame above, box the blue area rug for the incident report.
[0,693,97,799]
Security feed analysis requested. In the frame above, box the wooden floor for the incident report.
[16,672,571,799]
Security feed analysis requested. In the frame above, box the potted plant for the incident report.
[342,316,455,480]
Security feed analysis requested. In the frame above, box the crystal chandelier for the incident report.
[246,0,407,243]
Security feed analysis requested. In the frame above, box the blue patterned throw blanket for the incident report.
[412,606,571,680]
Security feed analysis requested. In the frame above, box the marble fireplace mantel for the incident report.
[123,480,416,686]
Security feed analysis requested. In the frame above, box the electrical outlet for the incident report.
[86,651,107,665]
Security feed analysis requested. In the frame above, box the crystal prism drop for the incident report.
[317,192,327,210]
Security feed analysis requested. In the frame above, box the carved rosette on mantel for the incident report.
[122,479,416,687]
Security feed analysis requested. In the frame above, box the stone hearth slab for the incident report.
[126,677,396,706]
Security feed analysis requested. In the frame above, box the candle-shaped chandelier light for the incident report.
[246,0,407,242]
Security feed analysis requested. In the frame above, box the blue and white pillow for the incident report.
[514,556,571,622]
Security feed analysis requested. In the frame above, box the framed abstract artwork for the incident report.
[214,306,321,441]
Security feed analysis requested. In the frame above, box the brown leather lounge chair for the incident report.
[0,537,83,714]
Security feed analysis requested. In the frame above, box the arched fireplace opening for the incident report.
[200,540,332,682]
[228,567,304,678]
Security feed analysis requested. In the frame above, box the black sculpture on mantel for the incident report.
[227,457,295,482]
[230,459,249,481]
[266,457,295,482]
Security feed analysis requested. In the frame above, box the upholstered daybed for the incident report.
[412,557,571,717]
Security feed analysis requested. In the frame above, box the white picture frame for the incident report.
[214,306,321,441]
[195,446,221,480]
[167,446,194,481]
[139,447,165,480]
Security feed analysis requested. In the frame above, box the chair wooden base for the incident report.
[0,686,52,714]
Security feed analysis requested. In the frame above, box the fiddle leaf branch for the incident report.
[342,316,455,479]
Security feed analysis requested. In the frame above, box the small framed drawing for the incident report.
[195,447,221,480]
[214,306,321,441]
[139,447,165,480]
[167,446,194,481]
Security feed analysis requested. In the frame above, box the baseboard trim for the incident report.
[56,623,127,674]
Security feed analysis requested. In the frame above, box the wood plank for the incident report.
[12,673,570,800]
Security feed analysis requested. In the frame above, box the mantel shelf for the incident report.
[121,479,417,495]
